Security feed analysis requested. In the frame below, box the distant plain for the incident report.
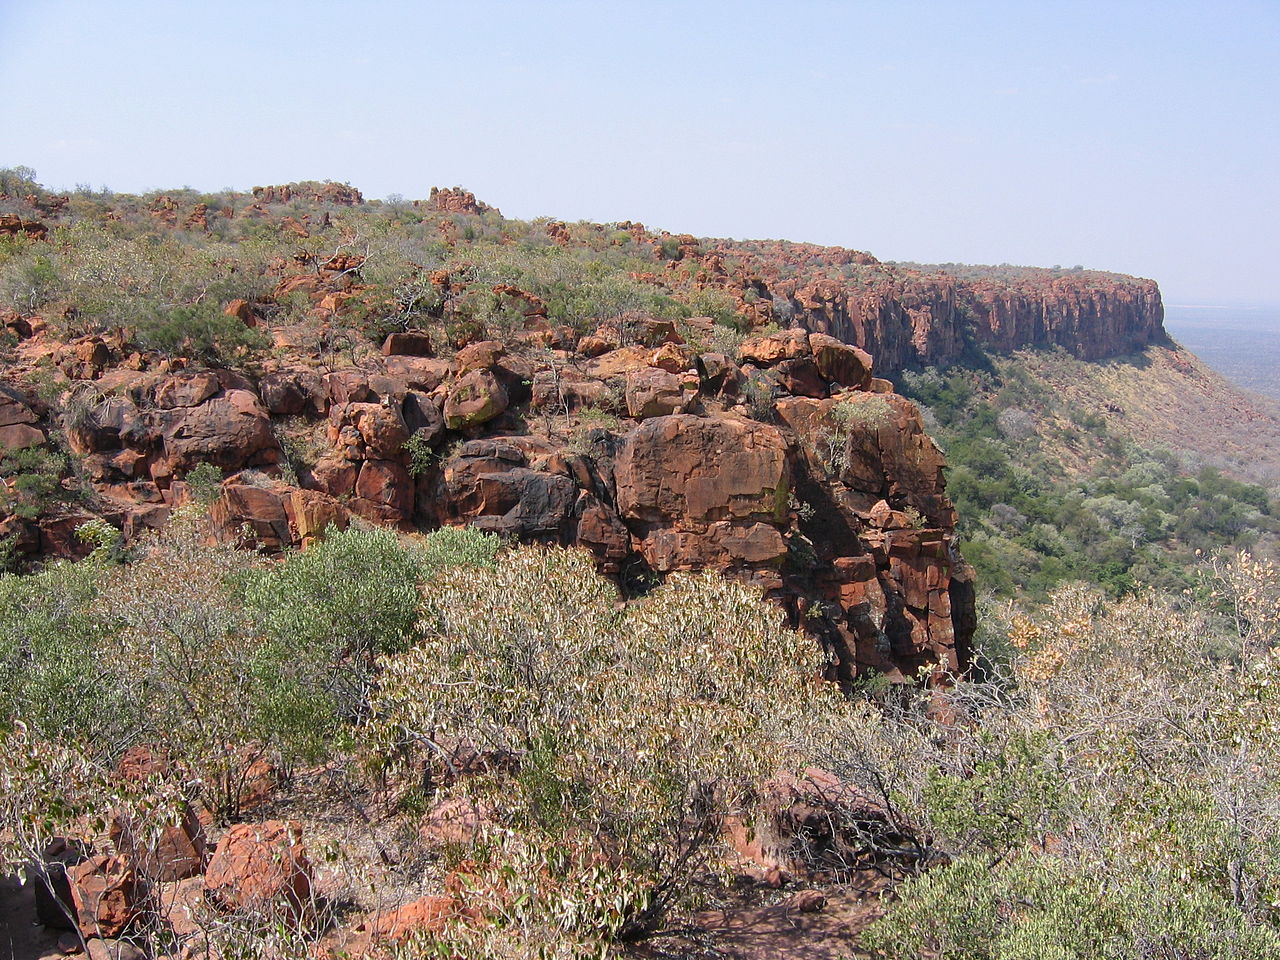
[1164,303,1280,402]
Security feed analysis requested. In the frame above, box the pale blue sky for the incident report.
[3,0,1277,304]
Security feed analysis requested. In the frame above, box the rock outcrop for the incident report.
[1,314,973,679]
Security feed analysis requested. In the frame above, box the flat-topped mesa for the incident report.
[692,239,1166,374]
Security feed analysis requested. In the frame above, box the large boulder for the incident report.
[110,805,208,882]
[443,370,508,430]
[0,383,45,451]
[625,367,697,419]
[154,388,278,476]
[809,333,873,390]
[616,415,790,525]
[203,820,311,917]
[69,855,146,939]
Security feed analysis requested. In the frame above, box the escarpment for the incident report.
[0,178,1170,681]
[669,239,1166,374]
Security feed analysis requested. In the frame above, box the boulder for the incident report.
[443,370,508,430]
[209,483,291,551]
[454,339,506,373]
[258,368,326,416]
[809,333,873,390]
[203,821,311,917]
[739,328,810,366]
[154,389,277,475]
[110,804,208,881]
[616,415,790,524]
[381,330,434,357]
[354,459,413,520]
[69,855,145,939]
[382,356,454,391]
[624,367,696,419]
[153,371,220,409]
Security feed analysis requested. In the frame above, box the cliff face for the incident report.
[671,238,1166,373]
[1,320,971,682]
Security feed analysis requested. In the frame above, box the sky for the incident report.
[2,0,1278,305]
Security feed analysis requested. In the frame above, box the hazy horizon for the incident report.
[4,0,1277,306]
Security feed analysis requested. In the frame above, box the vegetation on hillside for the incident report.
[1,514,1278,957]
[899,361,1279,599]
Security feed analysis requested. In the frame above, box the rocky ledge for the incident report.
[1,318,972,682]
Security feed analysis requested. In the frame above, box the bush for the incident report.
[243,525,426,739]
[366,548,822,950]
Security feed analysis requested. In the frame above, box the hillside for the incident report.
[2,171,1279,960]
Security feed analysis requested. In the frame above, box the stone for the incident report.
[367,896,466,941]
[383,356,454,391]
[739,328,810,366]
[153,372,220,409]
[258,369,326,416]
[153,389,277,475]
[809,332,873,390]
[202,821,311,917]
[209,484,291,551]
[288,489,350,541]
[68,856,145,939]
[381,331,434,357]
[85,939,146,960]
[624,367,695,419]
[443,370,508,430]
[454,339,506,373]
[354,460,413,518]
[110,805,208,882]
[616,415,790,525]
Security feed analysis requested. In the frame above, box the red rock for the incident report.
[577,334,613,358]
[69,855,145,939]
[209,483,292,551]
[616,415,790,525]
[258,368,327,416]
[288,489,350,541]
[153,389,277,475]
[0,213,48,240]
[809,333,873,389]
[419,798,489,848]
[223,299,256,327]
[310,456,358,498]
[427,186,490,214]
[740,329,810,366]
[625,367,696,419]
[381,330,434,357]
[355,460,413,517]
[203,821,311,917]
[382,356,454,391]
[443,370,508,429]
[649,341,696,373]
[110,805,208,881]
[454,339,506,373]
[117,745,171,781]
[0,421,44,450]
[153,371,220,409]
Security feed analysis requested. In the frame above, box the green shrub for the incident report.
[367,548,822,950]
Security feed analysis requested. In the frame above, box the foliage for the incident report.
[185,460,225,504]
[900,365,1279,598]
[859,565,1280,957]
[0,444,69,519]
[242,524,426,744]
[366,548,822,948]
